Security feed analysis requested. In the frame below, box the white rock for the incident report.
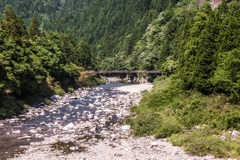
[40,122,46,125]
[90,127,97,132]
[17,136,31,139]
[194,126,201,130]
[121,125,131,131]
[219,136,226,141]
[232,130,239,137]
[63,123,74,130]
[150,142,158,147]
[35,134,43,138]
[110,134,117,138]
[12,130,20,134]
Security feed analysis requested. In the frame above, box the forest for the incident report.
[0,7,104,119]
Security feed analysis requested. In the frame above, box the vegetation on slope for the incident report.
[0,7,104,119]
[0,0,180,72]
[0,0,94,34]
[127,0,240,158]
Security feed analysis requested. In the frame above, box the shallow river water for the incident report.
[0,83,137,160]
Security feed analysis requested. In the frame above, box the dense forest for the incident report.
[0,0,94,34]
[0,7,104,119]
[0,0,179,72]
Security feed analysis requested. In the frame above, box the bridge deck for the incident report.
[85,70,161,74]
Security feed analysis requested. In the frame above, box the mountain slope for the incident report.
[0,0,94,34]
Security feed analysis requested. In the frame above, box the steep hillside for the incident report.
[0,0,94,34]
[77,0,179,58]
[99,0,203,73]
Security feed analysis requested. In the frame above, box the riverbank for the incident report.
[115,83,153,93]
[2,83,224,160]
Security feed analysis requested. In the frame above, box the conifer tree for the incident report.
[0,6,22,43]
[18,16,28,38]
[29,15,41,39]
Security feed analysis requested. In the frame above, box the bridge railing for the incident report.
[84,70,161,74]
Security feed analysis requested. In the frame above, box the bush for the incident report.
[54,88,65,96]
[155,120,183,138]
[68,87,74,93]
[131,110,162,137]
[44,99,52,105]
[169,128,234,158]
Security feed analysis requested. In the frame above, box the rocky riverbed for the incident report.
[0,83,227,160]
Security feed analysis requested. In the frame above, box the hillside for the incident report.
[0,0,179,65]
[0,0,94,34]
[125,0,240,158]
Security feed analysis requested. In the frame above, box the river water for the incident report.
[0,83,137,160]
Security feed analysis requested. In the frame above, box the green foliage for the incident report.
[131,111,162,137]
[68,87,74,93]
[178,1,240,100]
[169,128,240,158]
[53,87,65,96]
[155,118,183,138]
[130,75,240,158]
[29,14,41,39]
[0,7,98,119]
[44,99,52,105]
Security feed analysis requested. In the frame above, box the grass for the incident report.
[127,75,240,158]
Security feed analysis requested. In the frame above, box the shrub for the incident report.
[68,87,74,93]
[54,88,65,96]
[169,128,233,158]
[155,120,183,138]
[44,99,52,105]
[131,110,162,137]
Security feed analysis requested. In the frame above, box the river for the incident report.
[0,83,140,160]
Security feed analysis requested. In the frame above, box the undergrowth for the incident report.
[127,75,240,158]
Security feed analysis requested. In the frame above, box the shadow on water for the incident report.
[0,82,138,159]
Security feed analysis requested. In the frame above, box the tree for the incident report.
[29,15,41,39]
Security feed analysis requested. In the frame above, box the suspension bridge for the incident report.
[85,70,161,74]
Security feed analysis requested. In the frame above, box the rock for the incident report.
[70,147,78,151]
[194,126,201,130]
[50,95,61,101]
[29,129,37,134]
[63,123,74,130]
[12,130,20,134]
[17,136,31,139]
[44,135,59,145]
[232,130,239,137]
[110,134,117,138]
[219,136,226,141]
[90,127,97,133]
[63,115,67,120]
[69,96,77,99]
[150,142,158,147]
[88,114,94,119]
[40,122,46,125]
[59,136,76,143]
[35,134,43,138]
[121,125,131,131]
